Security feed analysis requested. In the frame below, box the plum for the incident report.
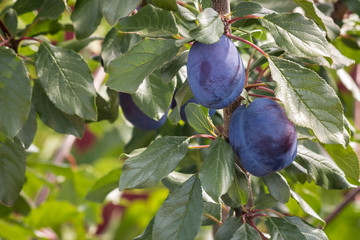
[187,35,245,109]
[119,92,168,131]
[180,98,216,122]
[229,98,297,177]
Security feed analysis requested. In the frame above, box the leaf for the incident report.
[101,0,141,26]
[95,88,119,123]
[107,38,180,93]
[58,37,103,52]
[232,1,275,17]
[2,8,17,36]
[153,0,177,11]
[0,47,31,139]
[132,70,175,121]
[86,168,122,203]
[266,217,307,240]
[134,218,154,240]
[25,19,63,37]
[324,144,360,184]
[215,217,242,240]
[336,69,360,101]
[254,193,277,209]
[161,50,189,84]
[263,172,290,204]
[185,103,216,135]
[101,28,142,71]
[0,138,26,206]
[290,189,325,224]
[37,0,66,20]
[286,216,328,240]
[32,82,85,138]
[119,136,189,190]
[200,138,235,201]
[117,5,178,37]
[25,200,79,229]
[17,104,37,149]
[268,56,346,146]
[225,167,249,208]
[189,8,224,44]
[293,0,340,41]
[13,0,44,15]
[0,220,35,239]
[296,145,355,189]
[168,82,193,123]
[153,175,203,240]
[70,0,102,39]
[230,223,262,240]
[260,13,330,58]
[35,42,97,121]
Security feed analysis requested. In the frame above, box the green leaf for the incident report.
[260,13,329,58]
[95,88,120,123]
[268,56,346,146]
[36,0,66,20]
[161,50,189,84]
[17,104,37,149]
[162,171,192,192]
[134,218,154,240]
[101,28,142,71]
[189,8,224,44]
[35,42,97,121]
[0,220,35,239]
[263,172,290,204]
[107,38,180,93]
[25,200,79,229]
[117,5,178,37]
[101,0,141,26]
[25,19,63,37]
[254,193,277,209]
[336,68,360,101]
[32,82,85,138]
[0,47,31,139]
[168,82,193,123]
[153,0,177,11]
[119,136,189,190]
[2,8,17,36]
[293,0,340,41]
[290,189,325,224]
[70,0,102,39]
[0,138,26,206]
[58,37,103,52]
[215,217,242,240]
[230,223,261,240]
[266,217,307,240]
[200,138,235,201]
[13,0,44,15]
[324,144,360,184]
[185,103,216,135]
[286,216,328,239]
[232,2,274,17]
[225,167,249,208]
[153,175,203,240]
[132,70,175,121]
[86,168,122,203]
[296,145,355,189]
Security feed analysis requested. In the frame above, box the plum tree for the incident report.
[119,92,168,131]
[229,98,297,177]
[187,35,245,109]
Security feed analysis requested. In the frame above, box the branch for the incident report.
[324,186,360,226]
[0,19,18,52]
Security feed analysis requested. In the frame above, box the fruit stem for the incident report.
[189,134,216,140]
[226,33,268,58]
[203,214,222,225]
[248,93,280,101]
[188,144,210,149]
[245,50,256,86]
[245,83,269,89]
[227,15,260,24]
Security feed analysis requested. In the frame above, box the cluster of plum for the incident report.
[119,35,297,177]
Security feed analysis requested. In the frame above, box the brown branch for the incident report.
[324,186,360,226]
[0,19,18,52]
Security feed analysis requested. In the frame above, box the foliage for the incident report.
[0,0,360,239]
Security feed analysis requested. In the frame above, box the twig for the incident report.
[203,214,222,225]
[248,93,280,101]
[0,19,17,51]
[324,186,360,226]
[0,38,11,47]
[189,134,216,140]
[188,144,210,149]
[249,219,269,240]
[245,50,256,86]
[256,66,269,82]
[228,15,260,24]
[226,33,268,58]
